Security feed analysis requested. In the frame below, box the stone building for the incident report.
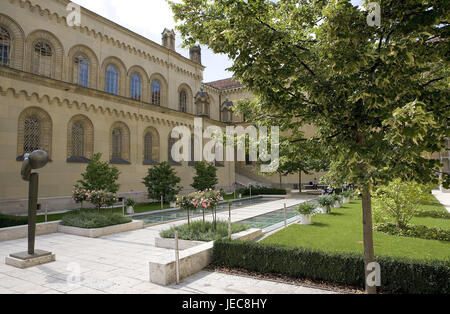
[0,0,338,215]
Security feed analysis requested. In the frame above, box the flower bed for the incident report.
[160,220,249,242]
[60,210,131,229]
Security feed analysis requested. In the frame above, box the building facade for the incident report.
[0,0,245,214]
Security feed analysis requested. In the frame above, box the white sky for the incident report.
[72,0,364,82]
[72,0,233,83]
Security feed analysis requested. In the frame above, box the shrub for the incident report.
[143,162,182,203]
[317,196,334,214]
[75,153,120,194]
[0,213,28,228]
[296,202,317,215]
[236,185,286,197]
[212,240,450,294]
[60,211,131,229]
[373,179,433,229]
[375,223,450,242]
[191,161,218,191]
[331,194,343,205]
[126,199,136,207]
[160,220,249,242]
[72,189,117,211]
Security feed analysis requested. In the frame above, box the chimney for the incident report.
[162,28,175,51]
[189,45,202,64]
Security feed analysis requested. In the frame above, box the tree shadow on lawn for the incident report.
[309,222,330,228]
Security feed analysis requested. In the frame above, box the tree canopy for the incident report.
[171,0,449,293]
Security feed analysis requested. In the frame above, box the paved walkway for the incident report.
[0,197,332,294]
[432,190,450,213]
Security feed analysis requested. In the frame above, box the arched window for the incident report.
[71,123,84,157]
[74,55,89,88]
[32,41,53,77]
[179,90,187,113]
[130,73,142,101]
[24,116,40,154]
[0,26,11,66]
[112,128,122,159]
[106,65,119,95]
[144,132,153,161]
[152,80,161,105]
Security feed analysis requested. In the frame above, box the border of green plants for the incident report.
[0,213,28,228]
[212,240,450,294]
[375,223,450,242]
[60,211,132,229]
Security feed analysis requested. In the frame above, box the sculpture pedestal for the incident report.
[5,250,55,269]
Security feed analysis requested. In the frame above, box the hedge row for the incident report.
[0,213,28,228]
[375,223,450,242]
[236,185,287,197]
[212,240,450,294]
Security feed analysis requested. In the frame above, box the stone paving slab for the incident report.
[0,197,331,294]
[433,190,450,213]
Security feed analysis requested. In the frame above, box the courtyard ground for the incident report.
[0,197,333,294]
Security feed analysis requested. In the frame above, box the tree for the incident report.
[171,0,449,294]
[143,162,182,203]
[76,153,120,193]
[191,161,218,191]
[277,140,329,191]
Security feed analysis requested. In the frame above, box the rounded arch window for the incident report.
[32,41,54,77]
[0,26,11,66]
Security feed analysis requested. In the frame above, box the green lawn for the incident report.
[261,198,450,261]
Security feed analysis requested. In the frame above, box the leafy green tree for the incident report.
[191,161,219,191]
[171,0,449,293]
[143,162,182,203]
[76,153,120,193]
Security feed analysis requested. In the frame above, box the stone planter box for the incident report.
[155,237,206,250]
[0,221,60,242]
[58,220,144,238]
[149,228,263,286]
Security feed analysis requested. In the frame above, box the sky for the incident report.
[73,0,364,82]
[72,0,233,83]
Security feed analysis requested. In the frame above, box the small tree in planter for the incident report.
[200,190,223,229]
[341,190,353,204]
[143,162,182,204]
[86,190,118,212]
[73,188,88,210]
[176,193,199,227]
[317,196,334,214]
[331,194,343,208]
[126,199,136,214]
[296,202,317,225]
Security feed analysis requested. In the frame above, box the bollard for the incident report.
[161,195,164,210]
[175,231,180,285]
[45,207,48,223]
[284,203,287,228]
[122,198,125,216]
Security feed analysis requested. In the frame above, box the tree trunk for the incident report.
[361,185,377,294]
[279,173,283,189]
[298,171,302,192]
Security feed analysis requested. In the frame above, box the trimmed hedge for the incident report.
[0,213,28,228]
[375,223,450,242]
[212,240,450,294]
[236,185,286,197]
